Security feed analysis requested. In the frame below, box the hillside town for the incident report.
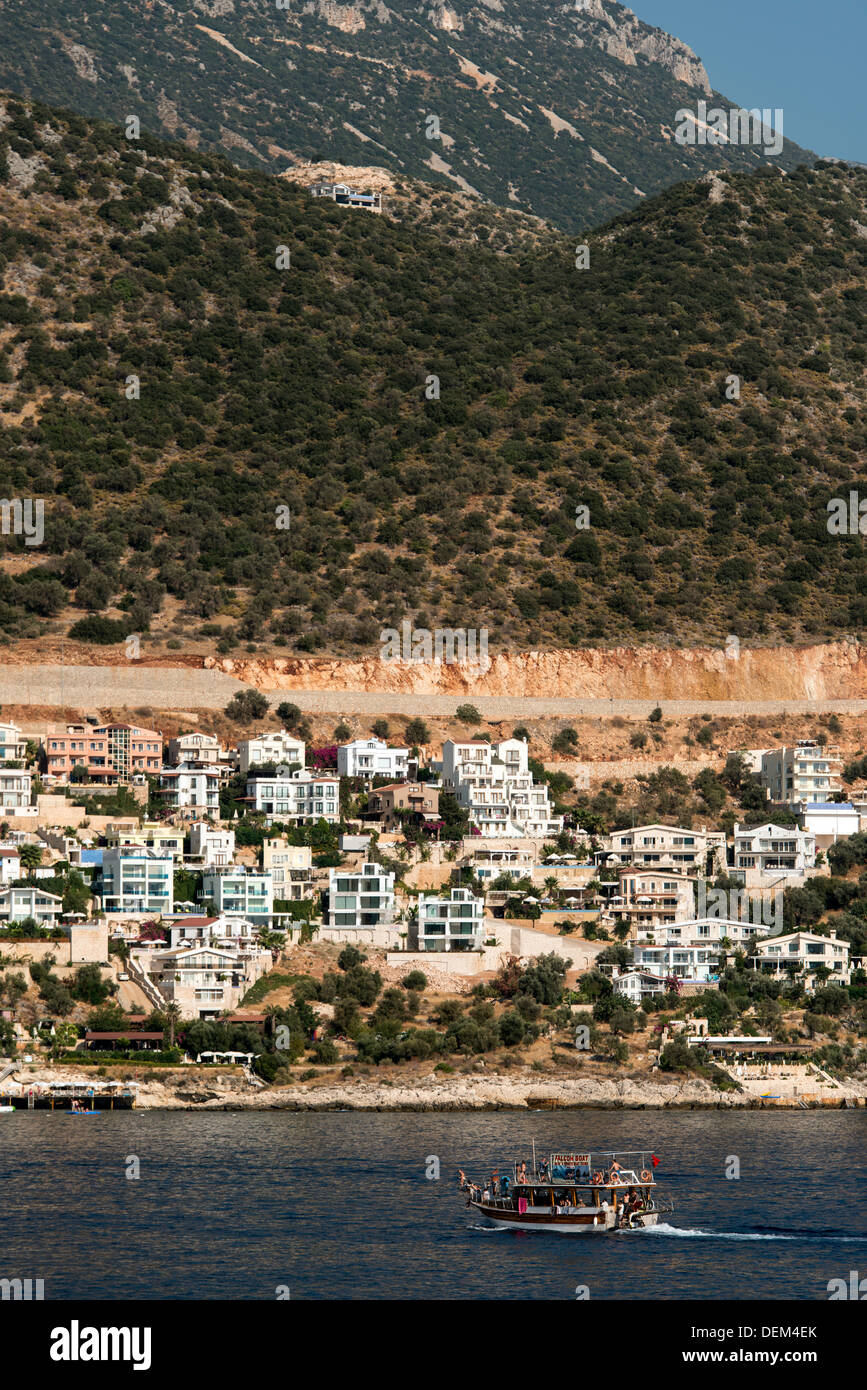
[0,712,865,1109]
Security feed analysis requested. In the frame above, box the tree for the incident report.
[276,702,302,729]
[552,727,579,755]
[648,706,663,723]
[334,723,352,741]
[19,844,43,878]
[402,970,427,991]
[372,719,389,739]
[225,690,269,722]
[455,704,482,725]
[404,718,430,745]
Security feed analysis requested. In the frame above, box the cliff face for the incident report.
[204,642,867,699]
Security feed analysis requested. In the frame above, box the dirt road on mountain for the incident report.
[2,662,867,718]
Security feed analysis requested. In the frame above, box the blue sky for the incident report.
[633,0,865,163]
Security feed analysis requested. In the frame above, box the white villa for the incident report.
[246,770,339,823]
[337,738,409,780]
[324,862,396,943]
[752,930,852,987]
[438,739,562,838]
[236,731,306,776]
[158,764,220,816]
[416,887,484,953]
[732,822,816,886]
[598,824,726,875]
[188,822,235,868]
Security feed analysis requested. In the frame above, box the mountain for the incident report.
[0,0,815,232]
[0,94,865,662]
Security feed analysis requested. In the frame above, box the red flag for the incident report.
[651,1154,660,1168]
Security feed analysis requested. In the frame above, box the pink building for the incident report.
[42,723,162,783]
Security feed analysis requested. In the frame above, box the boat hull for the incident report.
[470,1201,662,1233]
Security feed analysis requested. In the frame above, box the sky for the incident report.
[633,0,866,164]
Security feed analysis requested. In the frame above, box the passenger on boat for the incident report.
[518,1161,528,1183]
[458,1169,466,1189]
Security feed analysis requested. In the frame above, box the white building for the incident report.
[138,939,271,1019]
[246,771,339,823]
[416,887,485,953]
[632,942,723,984]
[166,731,222,766]
[188,822,235,867]
[732,822,816,884]
[0,884,63,926]
[800,802,860,850]
[96,849,174,915]
[635,917,765,948]
[158,764,220,815]
[261,840,313,901]
[602,869,695,935]
[599,824,726,876]
[0,722,26,763]
[309,182,382,212]
[0,769,32,810]
[237,731,305,776]
[324,862,396,940]
[753,930,851,987]
[439,738,563,838]
[612,968,669,1002]
[0,846,21,885]
[337,738,409,780]
[200,868,273,927]
[760,740,843,807]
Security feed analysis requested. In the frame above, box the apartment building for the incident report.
[601,868,695,935]
[158,764,221,816]
[188,822,235,868]
[416,887,484,953]
[439,739,563,839]
[95,849,174,915]
[166,731,222,766]
[0,884,63,927]
[325,862,395,935]
[42,722,162,783]
[465,844,537,883]
[261,840,313,901]
[337,738,409,780]
[612,967,669,1003]
[752,930,851,987]
[236,731,305,776]
[200,868,274,927]
[760,740,843,807]
[732,822,816,885]
[0,769,32,810]
[103,822,185,860]
[246,771,339,824]
[0,721,26,763]
[367,781,440,829]
[599,824,725,876]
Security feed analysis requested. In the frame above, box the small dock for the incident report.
[0,1080,138,1111]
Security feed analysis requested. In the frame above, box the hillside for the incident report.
[0,0,815,232]
[0,95,866,662]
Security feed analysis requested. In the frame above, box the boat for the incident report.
[461,1149,674,1233]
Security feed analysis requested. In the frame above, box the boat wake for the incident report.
[467,1223,509,1233]
[640,1223,867,1243]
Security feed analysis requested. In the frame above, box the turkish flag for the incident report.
[651,1154,660,1168]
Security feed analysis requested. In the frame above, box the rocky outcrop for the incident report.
[203,641,867,701]
[569,0,712,94]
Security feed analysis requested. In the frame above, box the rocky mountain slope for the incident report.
[0,96,864,660]
[0,0,815,230]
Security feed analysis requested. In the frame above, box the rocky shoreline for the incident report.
[11,1067,865,1112]
[126,1074,867,1112]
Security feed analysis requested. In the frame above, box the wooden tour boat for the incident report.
[461,1149,674,1233]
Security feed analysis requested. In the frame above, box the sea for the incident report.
[1,1109,864,1300]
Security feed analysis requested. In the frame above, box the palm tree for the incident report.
[163,1003,181,1049]
[19,844,42,879]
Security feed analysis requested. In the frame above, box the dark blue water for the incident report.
[1,1110,864,1299]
